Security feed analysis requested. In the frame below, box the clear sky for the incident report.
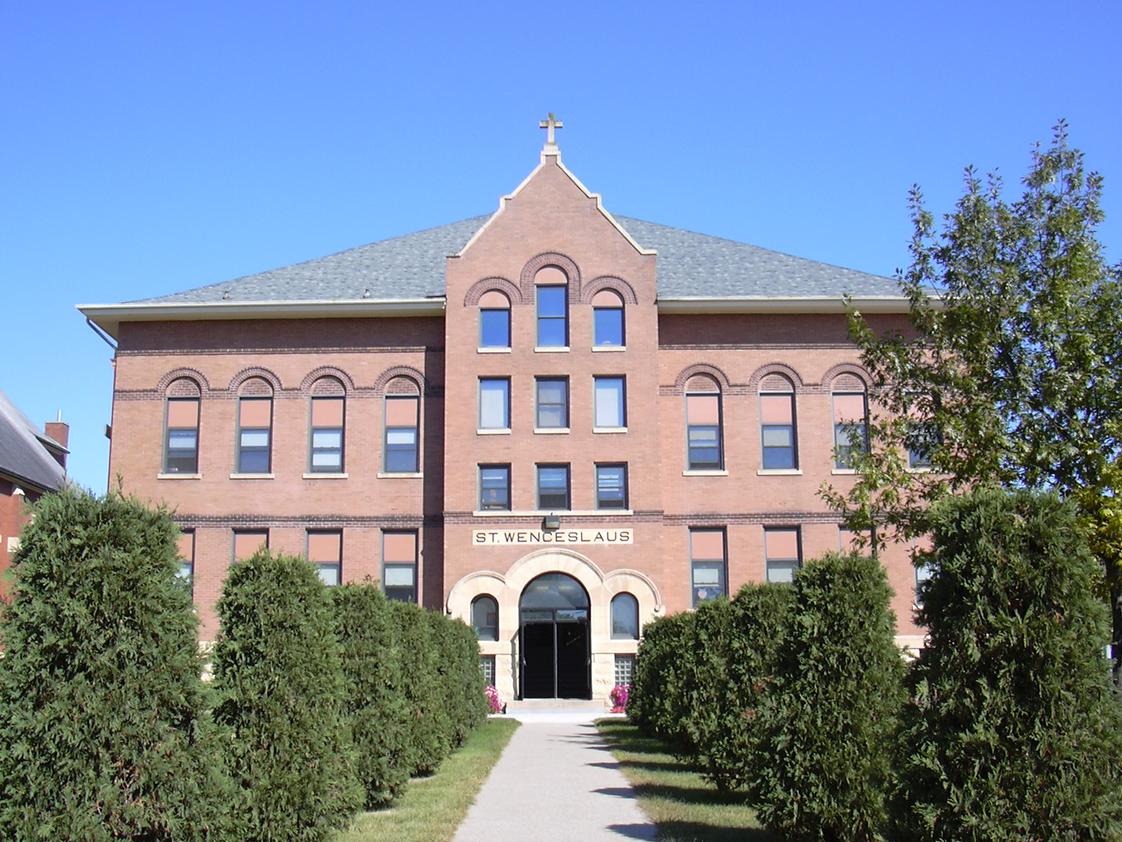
[2,1,1119,492]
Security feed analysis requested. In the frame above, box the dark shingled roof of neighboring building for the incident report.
[0,392,66,493]
[130,215,901,305]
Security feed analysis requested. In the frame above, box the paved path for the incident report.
[454,713,656,841]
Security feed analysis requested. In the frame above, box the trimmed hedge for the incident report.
[890,488,1122,839]
[390,600,452,776]
[211,550,362,841]
[0,489,230,841]
[628,608,696,750]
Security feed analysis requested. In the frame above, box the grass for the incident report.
[335,718,519,842]
[597,720,776,842]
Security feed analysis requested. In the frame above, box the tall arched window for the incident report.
[831,374,869,469]
[309,376,346,473]
[685,374,723,470]
[236,377,273,474]
[479,290,511,349]
[759,374,798,470]
[592,289,625,348]
[535,266,568,348]
[472,595,499,641]
[611,593,639,639]
[164,377,200,474]
[383,377,420,474]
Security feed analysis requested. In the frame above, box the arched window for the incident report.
[592,289,625,348]
[831,374,868,469]
[472,595,499,641]
[479,290,511,349]
[759,374,797,470]
[236,377,273,474]
[164,377,200,474]
[611,593,639,640]
[383,377,420,474]
[685,374,722,470]
[309,376,345,473]
[535,266,568,348]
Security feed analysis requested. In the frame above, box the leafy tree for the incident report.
[891,488,1122,839]
[0,489,230,841]
[332,583,411,808]
[390,600,450,776]
[821,121,1122,688]
[752,553,904,841]
[211,550,361,841]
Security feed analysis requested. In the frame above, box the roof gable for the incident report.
[0,392,66,493]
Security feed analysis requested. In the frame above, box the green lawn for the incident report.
[335,718,518,842]
[597,720,776,842]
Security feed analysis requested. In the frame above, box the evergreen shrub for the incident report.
[425,611,486,751]
[752,552,904,841]
[211,550,361,841]
[0,489,230,841]
[391,600,450,775]
[629,609,696,749]
[890,488,1122,840]
[332,583,411,809]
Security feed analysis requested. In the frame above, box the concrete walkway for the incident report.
[454,713,656,841]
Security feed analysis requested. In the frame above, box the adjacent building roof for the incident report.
[0,391,66,493]
[127,215,901,306]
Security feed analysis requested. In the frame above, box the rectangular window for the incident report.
[480,655,497,687]
[176,528,195,595]
[232,529,268,563]
[535,377,569,429]
[165,398,199,473]
[690,527,727,606]
[765,527,802,584]
[309,396,345,472]
[479,464,511,511]
[614,654,636,686]
[237,397,272,474]
[537,464,571,511]
[833,392,868,469]
[382,530,418,603]
[308,529,342,587]
[594,376,626,429]
[760,393,797,469]
[594,307,624,347]
[479,378,511,430]
[686,393,722,469]
[907,421,938,470]
[480,309,511,349]
[384,396,419,473]
[595,463,628,510]
[536,285,568,347]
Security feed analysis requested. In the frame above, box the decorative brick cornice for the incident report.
[172,513,441,529]
[463,276,523,307]
[519,252,582,304]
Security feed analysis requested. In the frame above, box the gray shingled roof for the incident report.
[0,391,66,493]
[131,214,901,305]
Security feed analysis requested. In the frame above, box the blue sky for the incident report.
[2,2,1119,491]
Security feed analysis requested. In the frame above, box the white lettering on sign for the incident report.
[473,528,633,546]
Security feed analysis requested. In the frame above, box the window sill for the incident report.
[229,473,274,479]
[592,346,626,352]
[534,427,570,435]
[303,472,349,479]
[534,346,570,353]
[683,469,728,477]
[831,468,858,475]
[157,472,201,480]
[377,472,423,479]
[472,509,633,517]
[477,428,512,435]
[477,347,512,354]
[593,426,628,434]
[757,468,803,476]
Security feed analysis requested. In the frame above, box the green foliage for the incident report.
[890,488,1122,840]
[425,610,486,753]
[686,583,794,792]
[752,553,905,841]
[211,550,361,841]
[628,610,696,750]
[0,488,230,841]
[332,583,411,809]
[390,600,451,776]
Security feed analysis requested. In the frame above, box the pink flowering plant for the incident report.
[609,683,630,713]
[484,684,504,714]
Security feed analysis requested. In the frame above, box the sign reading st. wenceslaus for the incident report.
[472,528,633,546]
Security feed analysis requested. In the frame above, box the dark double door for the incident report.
[520,609,591,699]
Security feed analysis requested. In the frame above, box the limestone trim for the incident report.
[463,277,523,307]
[520,252,582,304]
[581,276,640,306]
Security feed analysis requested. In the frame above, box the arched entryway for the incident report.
[519,572,591,699]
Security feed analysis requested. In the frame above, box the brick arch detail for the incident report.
[156,367,211,395]
[372,365,427,396]
[298,366,356,394]
[747,363,805,391]
[519,252,582,303]
[821,363,872,390]
[463,276,523,307]
[228,367,282,394]
[581,276,639,306]
[672,362,732,394]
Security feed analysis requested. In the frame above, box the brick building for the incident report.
[81,121,924,701]
[0,391,68,596]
